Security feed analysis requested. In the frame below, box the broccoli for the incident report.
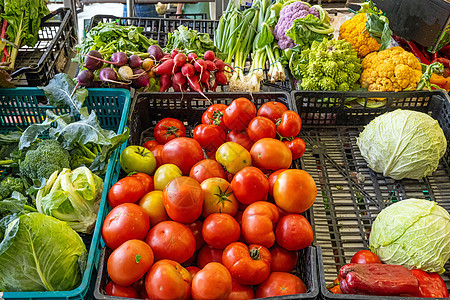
[70,142,101,169]
[19,139,70,181]
[0,176,26,201]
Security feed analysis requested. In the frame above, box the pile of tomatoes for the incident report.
[101,97,317,299]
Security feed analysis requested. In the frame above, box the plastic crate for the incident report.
[10,8,77,87]
[0,88,131,300]
[289,90,450,299]
[93,91,319,299]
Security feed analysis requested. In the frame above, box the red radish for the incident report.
[205,60,216,72]
[174,66,181,74]
[173,72,186,91]
[160,74,171,92]
[181,63,195,77]
[161,54,171,61]
[214,59,233,73]
[204,50,215,62]
[174,53,187,67]
[187,52,198,63]
[155,59,175,75]
[172,80,181,92]
[215,71,228,85]
[171,49,179,59]
[194,59,207,80]
[186,74,209,101]
[200,69,210,84]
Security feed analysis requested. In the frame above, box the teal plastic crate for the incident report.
[0,88,131,300]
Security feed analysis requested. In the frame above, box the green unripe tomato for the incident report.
[215,142,251,174]
[120,146,156,175]
[154,164,183,190]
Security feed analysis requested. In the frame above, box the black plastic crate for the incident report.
[290,90,450,299]
[10,8,77,87]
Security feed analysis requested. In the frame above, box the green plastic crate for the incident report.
[0,88,131,300]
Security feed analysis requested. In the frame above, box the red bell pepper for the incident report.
[410,269,449,298]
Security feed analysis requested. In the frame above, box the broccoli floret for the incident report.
[69,142,100,169]
[0,186,9,201]
[0,176,26,201]
[19,140,70,181]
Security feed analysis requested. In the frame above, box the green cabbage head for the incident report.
[369,199,450,273]
[356,109,447,180]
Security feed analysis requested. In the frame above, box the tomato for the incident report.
[223,98,257,132]
[186,220,205,251]
[138,190,169,227]
[241,201,279,248]
[284,137,306,160]
[197,245,223,268]
[201,177,238,217]
[202,213,241,249]
[191,262,232,300]
[107,239,154,286]
[193,124,226,152]
[222,242,271,285]
[162,137,204,175]
[120,145,156,175]
[143,140,159,151]
[273,169,316,213]
[270,245,298,272]
[250,138,292,171]
[228,281,255,300]
[186,266,201,278]
[108,176,146,208]
[154,163,183,191]
[145,221,196,264]
[105,281,139,298]
[102,203,150,250]
[257,101,288,123]
[276,110,302,138]
[163,176,204,223]
[202,103,228,132]
[151,144,164,169]
[256,272,306,298]
[190,159,227,184]
[216,142,252,175]
[231,167,269,205]
[247,116,276,142]
[145,260,192,300]
[130,173,153,194]
[268,169,288,197]
[226,130,254,152]
[276,214,313,251]
[350,250,381,264]
[154,118,187,145]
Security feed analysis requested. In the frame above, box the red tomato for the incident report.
[143,140,159,151]
[186,220,205,251]
[222,242,271,285]
[130,173,154,194]
[247,116,276,142]
[284,137,306,160]
[276,111,302,138]
[154,118,187,144]
[226,130,254,152]
[107,239,154,286]
[201,177,238,217]
[276,214,313,251]
[145,221,196,264]
[197,245,223,268]
[231,167,269,205]
[273,169,316,213]
[105,281,139,298]
[151,144,164,169]
[223,98,257,132]
[257,101,288,123]
[202,103,228,132]
[162,176,204,223]
[191,262,232,300]
[250,138,292,171]
[145,260,192,300]
[108,176,146,208]
[268,169,288,197]
[189,159,227,184]
[202,213,240,249]
[256,272,306,298]
[350,250,381,264]
[186,266,201,278]
[193,124,226,152]
[102,203,150,250]
[242,201,279,248]
[161,137,204,175]
[270,245,298,272]
[228,281,255,300]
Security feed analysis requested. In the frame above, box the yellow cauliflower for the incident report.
[360,47,423,92]
[339,13,381,58]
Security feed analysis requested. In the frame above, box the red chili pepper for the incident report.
[410,270,449,298]
[408,41,430,64]
[431,57,450,69]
